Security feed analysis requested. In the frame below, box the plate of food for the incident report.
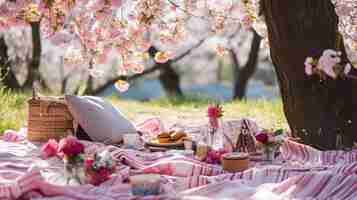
[145,131,188,148]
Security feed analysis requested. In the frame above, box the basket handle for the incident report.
[32,87,37,100]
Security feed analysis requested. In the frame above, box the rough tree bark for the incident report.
[23,22,42,90]
[260,0,357,150]
[232,30,262,100]
[148,46,183,97]
[0,37,21,89]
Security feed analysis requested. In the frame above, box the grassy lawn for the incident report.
[0,89,288,134]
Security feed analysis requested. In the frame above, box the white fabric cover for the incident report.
[65,95,136,143]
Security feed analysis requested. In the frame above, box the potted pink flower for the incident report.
[255,129,285,162]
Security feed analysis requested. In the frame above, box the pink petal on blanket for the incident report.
[2,129,26,142]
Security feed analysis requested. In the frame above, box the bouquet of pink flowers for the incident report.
[255,129,286,161]
[58,136,85,163]
[207,104,224,129]
[84,151,116,186]
[41,136,85,184]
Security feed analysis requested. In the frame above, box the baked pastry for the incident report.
[157,132,171,143]
[170,131,187,141]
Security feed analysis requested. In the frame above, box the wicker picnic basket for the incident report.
[27,90,74,142]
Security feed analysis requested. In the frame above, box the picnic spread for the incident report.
[0,96,357,200]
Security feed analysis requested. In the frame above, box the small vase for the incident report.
[64,160,83,185]
[263,146,276,163]
[207,119,224,150]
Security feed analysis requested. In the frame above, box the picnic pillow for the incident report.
[65,95,136,144]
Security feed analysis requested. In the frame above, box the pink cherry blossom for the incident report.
[115,80,129,92]
[0,0,354,93]
[89,69,105,78]
[154,51,172,63]
[215,45,228,57]
[317,49,341,79]
[344,63,352,75]
[131,63,145,74]
[304,57,314,76]
[137,41,151,52]
[111,0,123,7]
[41,139,59,159]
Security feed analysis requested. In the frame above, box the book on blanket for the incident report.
[65,95,137,144]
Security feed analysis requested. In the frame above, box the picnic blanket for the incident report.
[0,118,357,200]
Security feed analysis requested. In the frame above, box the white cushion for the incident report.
[65,95,136,144]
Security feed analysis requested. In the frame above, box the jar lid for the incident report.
[222,152,249,160]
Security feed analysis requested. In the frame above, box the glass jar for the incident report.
[206,119,224,150]
[64,159,84,185]
[263,146,276,163]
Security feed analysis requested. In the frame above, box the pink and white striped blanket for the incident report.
[1,118,357,200]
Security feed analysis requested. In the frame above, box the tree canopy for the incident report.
[0,0,355,90]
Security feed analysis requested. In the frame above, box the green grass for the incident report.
[110,96,288,130]
[0,88,28,133]
[0,88,288,135]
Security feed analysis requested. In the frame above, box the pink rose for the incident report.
[58,136,85,157]
[84,159,95,169]
[41,139,59,159]
[255,132,268,144]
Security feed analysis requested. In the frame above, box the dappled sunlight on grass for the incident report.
[111,97,288,130]
[0,90,288,135]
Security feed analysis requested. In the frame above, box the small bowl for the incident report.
[130,174,162,196]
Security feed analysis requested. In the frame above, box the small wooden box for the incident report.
[221,152,250,173]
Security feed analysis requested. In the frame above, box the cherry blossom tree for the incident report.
[0,0,356,149]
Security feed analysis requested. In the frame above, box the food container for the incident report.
[28,92,74,142]
[221,152,250,173]
[130,174,162,196]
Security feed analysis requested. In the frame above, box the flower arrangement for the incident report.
[41,136,85,184]
[58,136,85,163]
[84,151,116,186]
[207,104,224,129]
[206,104,225,149]
[255,129,286,162]
[59,136,85,184]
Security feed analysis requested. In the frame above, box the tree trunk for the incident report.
[0,37,21,89]
[233,30,262,100]
[260,0,357,150]
[158,64,183,98]
[23,22,42,90]
[148,47,183,98]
